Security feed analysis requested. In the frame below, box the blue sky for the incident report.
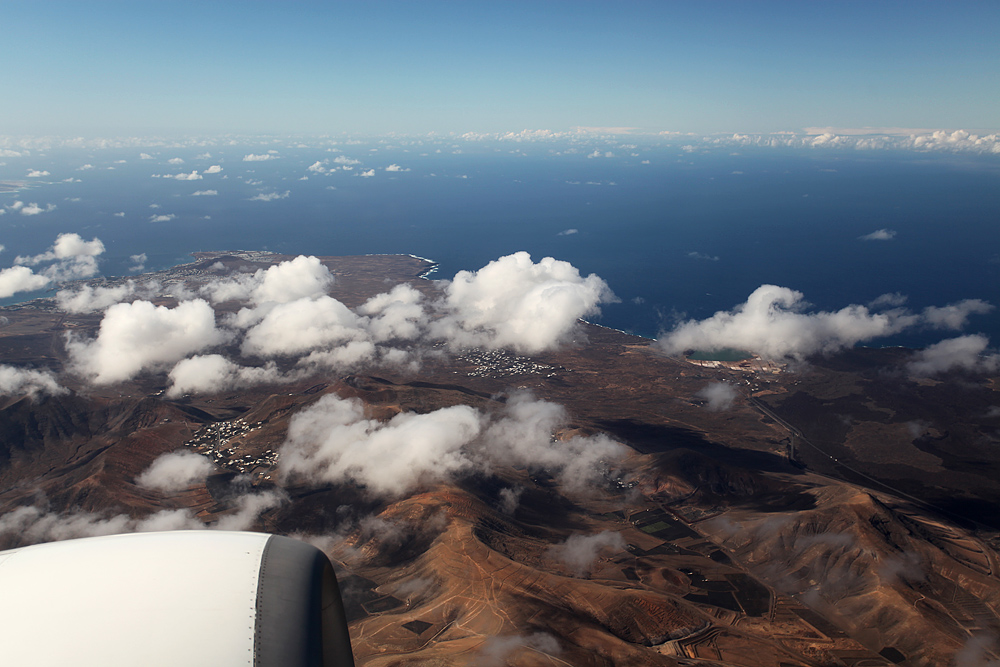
[4,1,998,136]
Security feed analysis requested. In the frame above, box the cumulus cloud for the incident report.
[907,335,1000,377]
[333,156,360,165]
[203,165,223,174]
[548,531,627,576]
[14,233,105,282]
[869,292,908,308]
[150,213,176,222]
[557,229,578,236]
[166,355,294,397]
[0,365,66,397]
[6,200,57,216]
[249,191,289,201]
[657,285,917,360]
[243,153,276,161]
[0,266,51,298]
[430,252,615,353]
[659,284,996,361]
[922,299,994,330]
[26,169,49,177]
[384,164,409,172]
[859,228,896,241]
[167,157,184,165]
[77,164,95,170]
[203,255,333,306]
[482,394,626,494]
[129,253,147,272]
[687,251,719,261]
[66,299,229,384]
[307,161,327,173]
[0,490,282,547]
[241,296,365,357]
[356,283,427,342]
[359,169,375,178]
[697,382,738,411]
[281,394,482,496]
[281,392,625,498]
[56,283,138,313]
[191,189,217,196]
[137,451,214,492]
[139,153,154,160]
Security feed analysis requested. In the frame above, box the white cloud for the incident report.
[357,283,426,342]
[297,341,379,372]
[7,201,56,216]
[384,164,410,172]
[0,266,51,297]
[14,233,105,282]
[166,355,293,397]
[241,296,364,357]
[687,251,719,261]
[139,153,154,160]
[859,228,896,241]
[191,189,217,196]
[280,392,625,498]
[249,190,289,201]
[548,531,626,576]
[56,283,137,313]
[557,229,578,236]
[26,169,49,177]
[307,161,327,173]
[77,164,94,170]
[333,155,360,165]
[203,165,223,174]
[66,299,229,384]
[167,157,184,164]
[869,292,907,308]
[150,213,177,222]
[243,153,276,162]
[908,335,1000,377]
[0,365,66,397]
[359,169,375,178]
[281,393,481,496]
[657,285,994,361]
[0,490,282,546]
[430,252,615,354]
[212,255,332,306]
[136,451,214,492]
[157,171,202,181]
[657,285,914,360]
[921,299,994,330]
[696,382,738,411]
[113,212,125,217]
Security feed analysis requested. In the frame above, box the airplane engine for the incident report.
[0,530,355,666]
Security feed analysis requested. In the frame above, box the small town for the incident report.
[182,417,278,480]
[458,347,563,379]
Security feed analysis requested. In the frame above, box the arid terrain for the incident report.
[1,253,999,666]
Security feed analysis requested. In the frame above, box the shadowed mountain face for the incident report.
[0,253,999,666]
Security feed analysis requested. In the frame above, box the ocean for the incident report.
[3,142,999,348]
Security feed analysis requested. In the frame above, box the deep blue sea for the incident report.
[3,142,999,348]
